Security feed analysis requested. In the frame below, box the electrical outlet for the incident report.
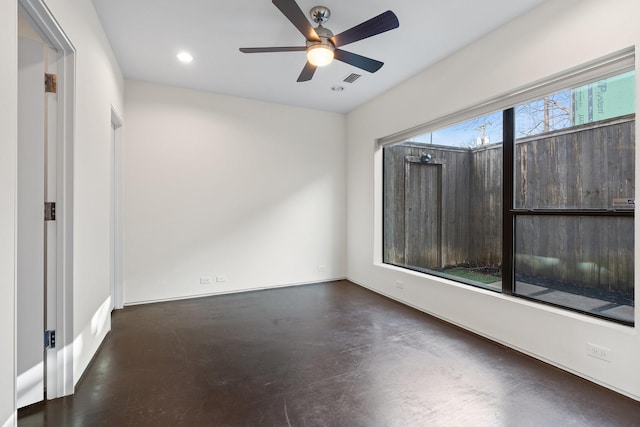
[396,280,404,290]
[587,343,612,362]
[200,276,212,285]
[215,275,227,283]
[318,265,326,272]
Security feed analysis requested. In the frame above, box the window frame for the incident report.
[380,49,636,325]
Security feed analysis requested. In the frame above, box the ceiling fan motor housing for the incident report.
[306,25,335,50]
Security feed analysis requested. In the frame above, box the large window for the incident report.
[383,67,635,324]
[383,112,504,291]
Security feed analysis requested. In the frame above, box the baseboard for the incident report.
[123,277,348,307]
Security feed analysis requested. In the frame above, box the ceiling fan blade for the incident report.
[240,46,306,53]
[330,10,399,47]
[272,0,320,41]
[297,62,317,82]
[334,49,384,73]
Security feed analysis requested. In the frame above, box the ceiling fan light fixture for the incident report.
[306,44,334,67]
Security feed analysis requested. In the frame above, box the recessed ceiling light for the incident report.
[177,51,193,63]
[331,85,344,92]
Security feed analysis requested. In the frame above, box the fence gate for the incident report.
[404,158,442,269]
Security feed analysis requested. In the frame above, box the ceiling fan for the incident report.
[239,0,399,82]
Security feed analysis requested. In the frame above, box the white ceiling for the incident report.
[92,0,543,113]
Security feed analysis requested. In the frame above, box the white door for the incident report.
[45,43,60,397]
[17,34,46,408]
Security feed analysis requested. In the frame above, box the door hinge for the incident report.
[45,73,57,93]
[44,330,56,349]
[45,202,56,221]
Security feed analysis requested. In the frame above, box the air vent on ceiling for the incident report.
[343,73,362,84]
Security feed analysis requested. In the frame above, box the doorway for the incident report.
[17,0,75,407]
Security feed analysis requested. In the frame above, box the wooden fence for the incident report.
[383,115,634,291]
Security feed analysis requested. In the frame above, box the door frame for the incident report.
[18,0,75,400]
[111,108,124,310]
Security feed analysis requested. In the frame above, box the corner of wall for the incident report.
[73,297,112,386]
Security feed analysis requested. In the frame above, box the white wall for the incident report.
[347,0,640,400]
[42,0,125,384]
[0,0,18,424]
[123,81,347,304]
